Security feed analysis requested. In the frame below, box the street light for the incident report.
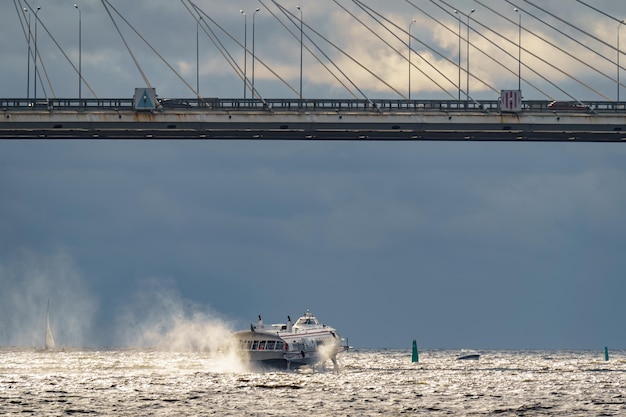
[297,5,303,101]
[466,9,475,104]
[252,8,260,100]
[408,19,416,100]
[197,16,202,100]
[515,8,521,92]
[74,4,82,102]
[240,10,247,100]
[454,9,461,101]
[34,6,41,104]
[24,8,31,101]
[618,20,625,103]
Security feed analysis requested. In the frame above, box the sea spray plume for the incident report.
[0,248,98,347]
[114,278,241,354]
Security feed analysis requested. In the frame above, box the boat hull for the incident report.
[457,354,480,360]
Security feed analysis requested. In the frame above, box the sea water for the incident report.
[0,348,624,416]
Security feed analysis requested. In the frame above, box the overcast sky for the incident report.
[2,1,626,350]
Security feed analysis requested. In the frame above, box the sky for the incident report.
[1,0,626,350]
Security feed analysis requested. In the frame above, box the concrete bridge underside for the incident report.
[2,109,626,142]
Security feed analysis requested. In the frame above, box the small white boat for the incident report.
[233,310,347,369]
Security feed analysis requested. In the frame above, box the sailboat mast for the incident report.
[45,298,55,349]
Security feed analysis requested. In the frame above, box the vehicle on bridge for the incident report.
[547,101,590,111]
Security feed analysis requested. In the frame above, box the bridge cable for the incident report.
[477,0,611,101]
[101,0,203,99]
[181,0,259,102]
[18,0,52,100]
[20,0,98,99]
[427,0,555,100]
[378,0,500,98]
[187,0,299,99]
[443,0,571,100]
[271,0,409,102]
[261,0,358,99]
[337,0,454,100]
[100,0,152,89]
[353,0,459,99]
[19,0,53,99]
[506,0,624,91]
[575,0,624,25]
[471,0,610,102]
[524,0,617,51]
[269,0,392,102]
[415,0,550,100]
[13,0,34,98]
[188,0,298,100]
[184,1,251,98]
[464,0,573,101]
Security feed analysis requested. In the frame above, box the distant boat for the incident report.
[45,299,56,350]
[457,350,480,360]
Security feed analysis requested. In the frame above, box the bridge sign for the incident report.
[133,88,158,111]
[500,90,522,112]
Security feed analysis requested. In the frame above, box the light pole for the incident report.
[454,10,461,101]
[408,19,416,100]
[618,20,625,103]
[34,6,41,105]
[240,10,248,100]
[25,8,31,101]
[197,16,202,100]
[515,8,521,92]
[252,8,260,100]
[74,4,82,102]
[297,5,303,101]
[466,9,475,104]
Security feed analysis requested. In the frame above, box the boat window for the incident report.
[246,340,252,350]
[266,341,276,350]
[258,341,266,350]
[276,341,284,350]
[252,341,259,350]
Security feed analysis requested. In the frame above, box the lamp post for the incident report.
[240,10,247,100]
[34,6,41,104]
[297,5,303,101]
[515,8,521,92]
[408,19,416,100]
[74,4,82,102]
[252,8,260,100]
[466,9,475,104]
[25,8,31,101]
[618,20,625,103]
[454,9,461,101]
[197,16,202,100]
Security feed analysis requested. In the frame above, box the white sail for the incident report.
[45,299,55,350]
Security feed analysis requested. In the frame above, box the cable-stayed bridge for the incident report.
[2,0,626,141]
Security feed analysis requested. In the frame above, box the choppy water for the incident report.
[1,348,624,416]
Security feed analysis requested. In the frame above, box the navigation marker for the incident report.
[412,339,419,363]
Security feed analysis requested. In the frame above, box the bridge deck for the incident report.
[2,99,626,141]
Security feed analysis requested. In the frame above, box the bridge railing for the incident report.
[2,97,625,113]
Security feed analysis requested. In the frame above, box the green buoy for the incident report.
[605,346,609,362]
[412,339,419,363]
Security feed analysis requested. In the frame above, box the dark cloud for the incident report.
[1,140,625,348]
